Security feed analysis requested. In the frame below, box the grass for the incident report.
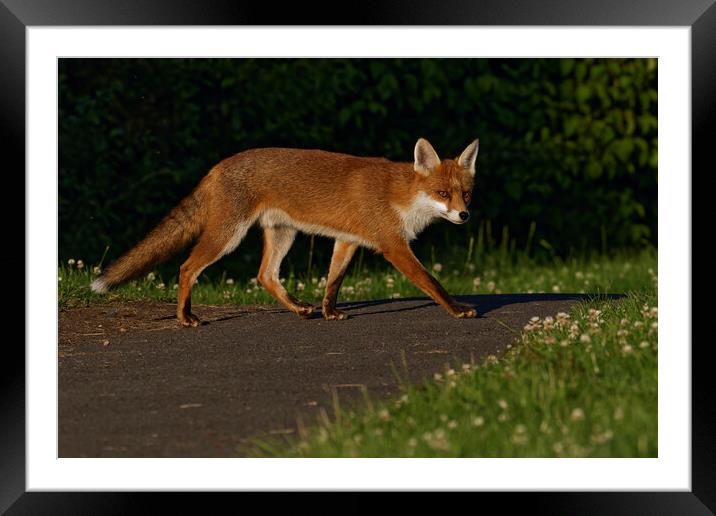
[58,247,657,457]
[59,247,656,310]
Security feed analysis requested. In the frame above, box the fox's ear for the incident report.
[458,139,479,177]
[414,138,441,176]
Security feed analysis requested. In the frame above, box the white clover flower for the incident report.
[93,266,102,275]
[622,344,633,354]
[156,283,165,290]
[317,277,327,288]
[432,263,443,273]
[146,272,155,281]
[579,334,591,343]
[473,277,481,289]
[226,278,234,285]
[173,284,178,290]
[639,341,649,349]
[511,434,528,445]
[472,416,485,427]
[76,260,84,269]
[570,408,585,421]
[67,258,76,267]
[296,281,305,291]
[498,399,508,410]
[552,285,560,292]
[486,281,496,292]
[344,286,355,295]
[408,438,418,448]
[447,420,458,429]
[378,409,391,422]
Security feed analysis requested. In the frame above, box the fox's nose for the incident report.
[459,211,470,221]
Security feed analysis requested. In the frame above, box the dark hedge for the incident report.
[59,58,657,268]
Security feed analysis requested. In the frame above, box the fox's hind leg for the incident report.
[322,240,358,320]
[177,219,251,327]
[258,226,314,318]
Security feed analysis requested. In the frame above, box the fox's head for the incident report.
[412,138,479,225]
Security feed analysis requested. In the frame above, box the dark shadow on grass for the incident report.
[331,293,626,318]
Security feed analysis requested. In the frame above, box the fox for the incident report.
[91,137,480,327]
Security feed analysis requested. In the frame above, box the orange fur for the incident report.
[92,138,479,325]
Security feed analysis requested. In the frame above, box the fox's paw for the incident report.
[450,303,477,319]
[179,313,202,327]
[322,306,349,321]
[292,301,316,319]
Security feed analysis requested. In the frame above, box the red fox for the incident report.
[91,138,479,326]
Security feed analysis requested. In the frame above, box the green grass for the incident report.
[59,248,657,310]
[58,248,657,457]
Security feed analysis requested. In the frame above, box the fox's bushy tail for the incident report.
[91,187,206,294]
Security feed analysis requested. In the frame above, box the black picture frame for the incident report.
[4,0,709,512]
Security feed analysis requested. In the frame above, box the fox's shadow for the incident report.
[330,293,625,319]
[153,293,625,325]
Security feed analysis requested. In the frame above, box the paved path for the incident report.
[58,294,586,457]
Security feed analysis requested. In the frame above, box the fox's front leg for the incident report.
[382,241,476,318]
[322,240,358,320]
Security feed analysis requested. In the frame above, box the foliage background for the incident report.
[59,58,657,274]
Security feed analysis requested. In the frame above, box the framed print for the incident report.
[5,0,711,511]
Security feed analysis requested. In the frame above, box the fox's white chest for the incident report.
[396,192,448,241]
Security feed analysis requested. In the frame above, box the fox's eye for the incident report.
[437,191,449,198]
[463,192,471,201]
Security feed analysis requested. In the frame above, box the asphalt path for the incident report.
[58,294,587,457]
